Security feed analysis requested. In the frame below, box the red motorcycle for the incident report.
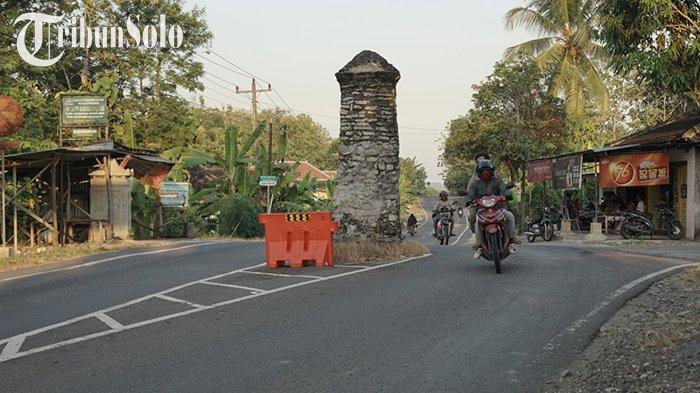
[473,195,512,274]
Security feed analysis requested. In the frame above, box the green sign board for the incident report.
[259,176,278,187]
[160,182,189,207]
[61,94,108,126]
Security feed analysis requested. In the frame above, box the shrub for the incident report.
[217,195,264,238]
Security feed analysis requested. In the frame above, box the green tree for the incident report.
[399,157,429,217]
[442,59,567,196]
[504,0,609,112]
[598,0,700,104]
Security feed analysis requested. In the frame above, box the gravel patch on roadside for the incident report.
[546,267,700,393]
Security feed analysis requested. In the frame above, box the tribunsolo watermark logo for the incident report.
[13,13,184,67]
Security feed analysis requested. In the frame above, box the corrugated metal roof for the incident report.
[609,112,700,147]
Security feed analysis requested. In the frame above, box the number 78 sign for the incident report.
[599,152,669,188]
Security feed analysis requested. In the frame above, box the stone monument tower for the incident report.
[334,50,401,242]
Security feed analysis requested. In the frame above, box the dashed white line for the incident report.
[155,294,207,309]
[0,254,431,363]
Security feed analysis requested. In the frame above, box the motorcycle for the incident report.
[619,202,684,240]
[407,223,417,237]
[472,195,511,274]
[523,207,555,242]
[435,206,453,245]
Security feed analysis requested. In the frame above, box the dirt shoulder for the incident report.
[546,267,700,393]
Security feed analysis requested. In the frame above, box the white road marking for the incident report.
[94,312,124,330]
[199,280,265,293]
[240,270,324,279]
[417,203,429,229]
[0,254,431,363]
[451,227,469,246]
[332,265,369,269]
[0,336,25,359]
[155,294,207,309]
[0,242,218,284]
[541,262,698,354]
[451,212,471,246]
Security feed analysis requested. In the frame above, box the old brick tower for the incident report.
[333,50,401,242]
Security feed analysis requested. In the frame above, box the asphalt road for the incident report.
[0,201,693,393]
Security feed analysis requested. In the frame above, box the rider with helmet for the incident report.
[467,152,490,232]
[433,190,455,238]
[465,159,521,259]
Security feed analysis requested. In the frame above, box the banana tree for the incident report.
[164,123,266,214]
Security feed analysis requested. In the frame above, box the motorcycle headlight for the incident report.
[482,197,496,208]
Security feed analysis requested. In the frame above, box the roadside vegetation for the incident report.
[1,0,430,243]
[335,240,428,264]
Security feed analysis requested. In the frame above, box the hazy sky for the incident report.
[185,0,534,182]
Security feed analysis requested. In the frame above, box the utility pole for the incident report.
[235,78,272,131]
[267,121,273,175]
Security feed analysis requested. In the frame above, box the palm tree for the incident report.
[504,0,609,112]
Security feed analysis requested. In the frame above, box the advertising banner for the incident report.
[599,152,670,188]
[527,160,553,183]
[552,155,582,190]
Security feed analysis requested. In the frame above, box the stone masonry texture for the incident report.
[333,50,401,242]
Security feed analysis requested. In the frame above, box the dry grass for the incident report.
[0,239,189,273]
[334,239,428,263]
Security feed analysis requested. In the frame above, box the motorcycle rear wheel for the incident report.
[668,222,684,240]
[620,223,642,239]
[489,232,502,274]
[442,225,450,245]
[543,222,554,241]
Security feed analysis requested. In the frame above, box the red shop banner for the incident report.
[599,152,670,188]
[527,160,553,183]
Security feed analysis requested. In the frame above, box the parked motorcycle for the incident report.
[523,206,555,242]
[619,202,684,240]
[472,195,512,274]
[435,206,453,245]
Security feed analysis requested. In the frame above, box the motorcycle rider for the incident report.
[468,152,490,233]
[407,212,418,233]
[433,190,455,238]
[466,159,521,259]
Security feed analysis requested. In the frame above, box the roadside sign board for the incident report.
[599,152,670,188]
[160,182,189,207]
[71,128,98,138]
[553,155,582,190]
[259,176,278,187]
[527,160,553,183]
[60,94,108,126]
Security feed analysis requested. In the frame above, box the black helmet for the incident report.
[439,190,448,197]
[474,152,490,162]
[476,159,495,173]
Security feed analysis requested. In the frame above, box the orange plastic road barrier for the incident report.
[258,211,339,268]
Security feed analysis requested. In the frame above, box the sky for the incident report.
[185,0,535,183]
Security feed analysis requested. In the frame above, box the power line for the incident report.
[205,48,272,85]
[195,52,250,79]
[195,49,446,147]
